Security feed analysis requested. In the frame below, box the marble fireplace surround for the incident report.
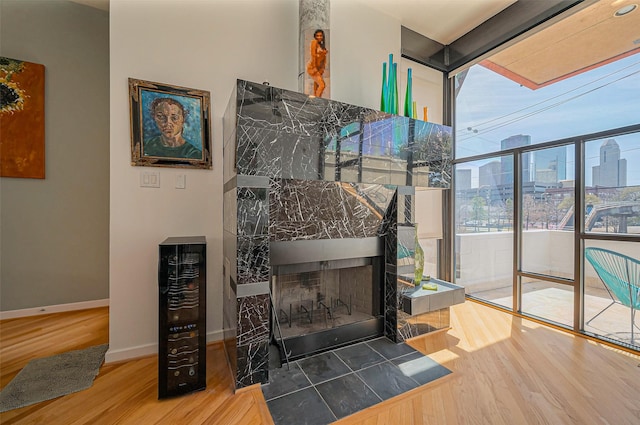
[223,80,453,390]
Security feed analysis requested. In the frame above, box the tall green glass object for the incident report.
[414,225,424,286]
[381,62,388,112]
[404,68,413,117]
[390,63,398,115]
[387,54,394,113]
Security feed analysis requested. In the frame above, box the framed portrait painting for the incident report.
[129,78,212,169]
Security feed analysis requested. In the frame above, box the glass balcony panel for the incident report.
[454,157,513,309]
[521,145,575,278]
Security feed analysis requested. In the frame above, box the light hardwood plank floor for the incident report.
[1,302,639,424]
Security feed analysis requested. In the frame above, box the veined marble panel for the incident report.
[269,179,390,241]
[236,126,282,177]
[237,236,270,284]
[237,294,270,346]
[235,294,270,386]
[381,191,399,341]
[234,80,452,187]
[236,341,269,388]
[237,187,269,237]
[237,81,283,129]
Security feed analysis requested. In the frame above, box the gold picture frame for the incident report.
[129,78,211,169]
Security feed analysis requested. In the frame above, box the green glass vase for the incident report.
[404,68,413,117]
[380,62,388,112]
[414,225,424,286]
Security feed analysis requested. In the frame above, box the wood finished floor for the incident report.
[1,303,639,424]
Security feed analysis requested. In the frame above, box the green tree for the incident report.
[558,194,601,210]
[522,195,539,230]
[617,187,640,202]
[505,198,514,230]
[471,196,487,231]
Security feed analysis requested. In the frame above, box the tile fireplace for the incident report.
[223,80,455,389]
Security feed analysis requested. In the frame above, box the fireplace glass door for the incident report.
[272,258,383,359]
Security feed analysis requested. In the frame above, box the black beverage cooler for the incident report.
[158,236,206,399]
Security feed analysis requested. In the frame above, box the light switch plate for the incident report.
[176,174,186,189]
[140,171,160,188]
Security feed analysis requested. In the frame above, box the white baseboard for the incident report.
[105,343,157,364]
[0,299,110,320]
[104,329,224,364]
[207,329,224,344]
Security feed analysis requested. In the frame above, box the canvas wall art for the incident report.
[0,57,45,179]
[129,78,212,169]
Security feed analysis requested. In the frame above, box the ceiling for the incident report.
[70,0,109,11]
[482,0,640,89]
[71,0,640,89]
[367,0,640,89]
[361,0,516,45]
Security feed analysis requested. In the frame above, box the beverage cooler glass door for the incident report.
[158,236,206,398]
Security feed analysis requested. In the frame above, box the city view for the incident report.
[451,31,640,349]
[455,135,639,235]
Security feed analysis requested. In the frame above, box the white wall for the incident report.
[399,58,444,124]
[108,0,299,362]
[331,0,400,109]
[0,0,109,313]
[108,0,439,362]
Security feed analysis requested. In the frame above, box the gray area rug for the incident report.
[0,344,108,412]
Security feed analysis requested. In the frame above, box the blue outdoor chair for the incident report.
[584,247,640,343]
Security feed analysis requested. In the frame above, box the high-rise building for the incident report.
[592,139,627,187]
[501,134,531,185]
[479,161,501,187]
[535,146,566,184]
[455,168,472,190]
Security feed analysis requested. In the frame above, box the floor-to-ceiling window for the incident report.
[452,1,640,350]
[519,144,576,327]
[454,156,513,310]
[583,133,640,348]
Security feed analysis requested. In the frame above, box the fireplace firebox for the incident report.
[271,249,384,359]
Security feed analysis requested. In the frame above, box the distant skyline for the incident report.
[592,139,627,187]
[458,138,632,189]
[455,52,640,187]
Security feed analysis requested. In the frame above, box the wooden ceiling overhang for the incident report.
[402,0,639,89]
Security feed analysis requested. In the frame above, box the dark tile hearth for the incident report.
[297,351,352,385]
[356,361,419,400]
[266,387,336,425]
[261,362,311,402]
[333,342,385,370]
[262,337,451,425]
[315,373,381,419]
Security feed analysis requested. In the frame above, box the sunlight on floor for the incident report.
[479,286,638,348]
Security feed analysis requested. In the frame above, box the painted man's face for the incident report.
[153,102,184,138]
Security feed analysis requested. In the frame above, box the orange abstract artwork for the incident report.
[0,57,45,179]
